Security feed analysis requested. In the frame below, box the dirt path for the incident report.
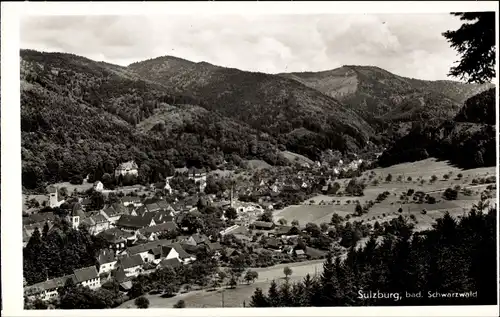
[424,183,492,194]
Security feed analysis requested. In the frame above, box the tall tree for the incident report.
[267,280,281,307]
[249,288,270,307]
[443,12,496,83]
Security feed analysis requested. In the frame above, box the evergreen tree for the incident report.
[267,280,281,307]
[249,287,270,307]
[279,280,294,307]
[443,12,496,83]
[316,252,339,306]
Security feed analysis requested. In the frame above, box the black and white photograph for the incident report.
[1,1,498,316]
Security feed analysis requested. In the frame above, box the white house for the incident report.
[24,274,76,302]
[145,245,180,265]
[73,266,101,290]
[93,181,104,192]
[114,161,139,179]
[117,255,144,278]
[97,249,117,275]
[121,196,142,207]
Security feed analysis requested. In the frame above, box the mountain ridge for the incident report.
[279,65,493,121]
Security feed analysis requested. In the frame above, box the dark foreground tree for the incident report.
[248,202,497,306]
[443,12,496,83]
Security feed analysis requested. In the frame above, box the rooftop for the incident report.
[73,266,99,283]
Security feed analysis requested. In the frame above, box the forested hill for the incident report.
[128,56,376,158]
[21,50,383,191]
[280,65,493,124]
[377,88,496,169]
[20,50,290,191]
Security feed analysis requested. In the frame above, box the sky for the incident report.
[20,14,465,81]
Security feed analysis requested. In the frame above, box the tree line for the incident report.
[250,202,497,306]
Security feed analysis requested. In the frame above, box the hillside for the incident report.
[20,50,289,191]
[280,66,493,124]
[377,88,496,169]
[128,56,376,160]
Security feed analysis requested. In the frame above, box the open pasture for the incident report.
[274,159,496,230]
[119,260,324,308]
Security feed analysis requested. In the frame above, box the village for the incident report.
[22,153,370,303]
[22,153,497,308]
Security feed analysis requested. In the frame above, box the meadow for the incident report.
[273,158,496,231]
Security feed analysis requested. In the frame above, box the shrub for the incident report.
[173,300,186,308]
[135,296,150,309]
[443,188,458,200]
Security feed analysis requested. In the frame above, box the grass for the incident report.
[273,158,496,230]
[245,160,272,170]
[118,260,325,308]
[281,151,314,166]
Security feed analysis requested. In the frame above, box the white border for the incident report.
[1,1,499,316]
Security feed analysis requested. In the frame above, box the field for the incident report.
[281,151,314,166]
[118,260,325,308]
[245,159,272,170]
[274,158,496,231]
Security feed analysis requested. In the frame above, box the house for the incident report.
[138,221,178,239]
[185,233,210,246]
[157,200,175,213]
[273,225,301,238]
[146,245,180,265]
[114,161,139,179]
[232,201,262,215]
[97,228,133,251]
[252,221,275,230]
[115,214,156,232]
[24,274,77,301]
[204,241,223,256]
[47,186,65,208]
[134,206,148,217]
[223,247,242,260]
[82,214,110,235]
[80,197,92,210]
[117,255,144,278]
[74,266,101,290]
[23,212,56,226]
[93,181,104,192]
[97,249,117,276]
[145,203,161,213]
[121,196,142,207]
[294,249,307,259]
[159,257,182,269]
[260,202,274,210]
[124,239,176,262]
[171,243,196,264]
[101,205,129,225]
[265,237,282,250]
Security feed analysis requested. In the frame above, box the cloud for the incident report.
[20,14,464,80]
